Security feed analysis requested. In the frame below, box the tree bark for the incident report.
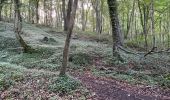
[125,0,135,39]
[151,0,155,47]
[60,0,78,76]
[35,0,39,24]
[0,5,2,21]
[62,0,67,31]
[92,0,102,34]
[81,0,85,31]
[0,0,6,21]
[138,0,150,51]
[107,0,124,52]
[64,0,73,31]
[14,0,31,53]
[43,0,47,25]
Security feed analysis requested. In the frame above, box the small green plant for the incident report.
[49,75,80,93]
[0,68,24,91]
[0,74,15,91]
[69,52,92,66]
[157,77,170,88]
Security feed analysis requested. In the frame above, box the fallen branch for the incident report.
[144,47,157,57]
[144,47,170,57]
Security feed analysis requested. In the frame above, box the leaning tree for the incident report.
[13,0,31,53]
[60,0,78,76]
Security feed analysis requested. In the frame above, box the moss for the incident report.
[69,52,92,66]
[49,75,80,93]
[0,66,24,91]
[0,36,20,50]
[40,37,58,45]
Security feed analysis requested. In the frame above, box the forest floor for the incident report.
[0,22,170,100]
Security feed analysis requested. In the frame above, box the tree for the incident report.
[13,0,31,53]
[35,0,40,24]
[0,0,7,21]
[137,0,150,51]
[60,0,78,76]
[64,0,73,31]
[62,0,67,31]
[92,0,103,34]
[107,0,124,53]
[150,0,155,47]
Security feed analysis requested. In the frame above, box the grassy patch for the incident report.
[0,36,20,51]
[69,52,92,66]
[49,75,80,93]
[0,66,24,91]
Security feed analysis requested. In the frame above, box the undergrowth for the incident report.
[49,75,80,93]
[0,66,24,91]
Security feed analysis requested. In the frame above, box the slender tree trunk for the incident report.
[92,0,102,34]
[0,0,5,21]
[49,0,53,26]
[81,0,85,31]
[9,1,12,21]
[125,0,135,39]
[92,10,95,32]
[4,4,8,21]
[35,0,39,24]
[138,0,150,50]
[0,5,3,21]
[151,0,155,47]
[64,0,73,31]
[107,0,124,52]
[28,0,31,22]
[60,0,78,76]
[62,0,67,31]
[14,0,31,53]
[44,0,47,25]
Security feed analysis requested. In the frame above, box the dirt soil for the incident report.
[73,71,170,100]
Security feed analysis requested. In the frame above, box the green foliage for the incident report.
[69,52,92,66]
[0,74,14,91]
[156,75,170,88]
[0,36,20,50]
[0,67,24,91]
[40,37,58,45]
[24,62,60,71]
[165,74,170,80]
[105,56,125,66]
[9,47,54,64]
[49,75,80,93]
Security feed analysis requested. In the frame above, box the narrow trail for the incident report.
[74,72,170,100]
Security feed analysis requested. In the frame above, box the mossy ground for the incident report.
[0,22,170,99]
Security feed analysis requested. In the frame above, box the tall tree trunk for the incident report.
[49,0,53,26]
[60,0,78,76]
[28,0,31,22]
[81,0,85,31]
[13,0,31,53]
[138,0,150,51]
[125,0,135,39]
[64,0,73,31]
[107,0,124,52]
[0,0,6,21]
[151,0,155,47]
[35,0,39,24]
[43,0,47,25]
[92,0,102,34]
[62,0,67,31]
[0,5,3,21]
[9,0,12,21]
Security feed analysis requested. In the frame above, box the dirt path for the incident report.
[74,72,170,100]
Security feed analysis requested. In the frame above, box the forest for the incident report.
[0,0,170,99]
